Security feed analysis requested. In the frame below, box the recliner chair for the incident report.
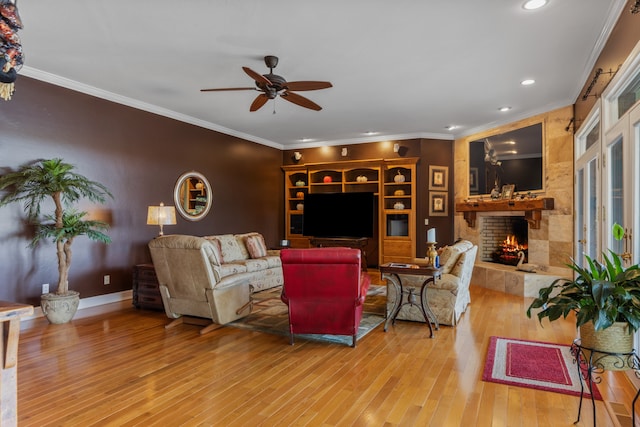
[280,247,371,347]
[148,235,252,334]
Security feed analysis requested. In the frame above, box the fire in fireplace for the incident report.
[492,234,528,266]
[479,216,529,265]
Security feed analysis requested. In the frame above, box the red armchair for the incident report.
[280,247,371,347]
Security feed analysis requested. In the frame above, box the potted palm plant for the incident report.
[526,224,640,369]
[0,158,112,324]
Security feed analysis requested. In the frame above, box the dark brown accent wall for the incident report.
[0,77,283,305]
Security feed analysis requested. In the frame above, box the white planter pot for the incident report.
[41,291,80,324]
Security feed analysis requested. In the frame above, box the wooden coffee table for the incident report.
[379,262,442,338]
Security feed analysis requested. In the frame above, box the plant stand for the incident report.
[571,339,640,426]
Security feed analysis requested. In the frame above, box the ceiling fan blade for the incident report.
[281,91,322,111]
[250,94,269,112]
[200,87,256,92]
[243,66,272,86]
[285,81,333,91]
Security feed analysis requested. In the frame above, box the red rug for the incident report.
[482,336,602,400]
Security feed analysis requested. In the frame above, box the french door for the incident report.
[574,107,601,266]
[603,116,629,257]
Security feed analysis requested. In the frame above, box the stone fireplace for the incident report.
[455,209,566,297]
[452,106,575,297]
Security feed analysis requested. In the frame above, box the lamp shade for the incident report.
[147,203,176,235]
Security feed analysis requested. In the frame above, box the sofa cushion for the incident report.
[245,234,268,259]
[240,258,269,272]
[211,234,246,262]
[432,273,461,293]
[218,263,248,278]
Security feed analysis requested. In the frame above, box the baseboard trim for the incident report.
[24,290,133,321]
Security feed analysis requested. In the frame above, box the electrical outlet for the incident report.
[42,283,49,294]
[425,218,429,226]
[103,275,110,285]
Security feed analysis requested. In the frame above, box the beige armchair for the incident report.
[148,235,253,334]
[386,240,478,326]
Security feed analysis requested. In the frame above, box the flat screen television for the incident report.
[303,192,375,238]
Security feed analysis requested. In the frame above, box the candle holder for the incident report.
[426,241,438,267]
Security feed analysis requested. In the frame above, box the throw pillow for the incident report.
[203,236,224,264]
[213,234,245,262]
[440,245,463,274]
[450,251,468,278]
[245,234,268,259]
[235,232,260,259]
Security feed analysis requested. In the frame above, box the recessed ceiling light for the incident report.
[300,137,313,142]
[521,79,535,86]
[364,131,379,136]
[445,125,459,131]
[499,106,512,112]
[523,0,548,10]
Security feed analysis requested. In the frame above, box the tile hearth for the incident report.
[471,261,563,298]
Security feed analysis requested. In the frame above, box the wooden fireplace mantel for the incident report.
[455,198,554,229]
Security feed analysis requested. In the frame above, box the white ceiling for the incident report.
[16,1,626,149]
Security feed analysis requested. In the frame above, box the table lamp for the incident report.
[147,202,176,236]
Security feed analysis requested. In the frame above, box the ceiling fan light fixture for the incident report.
[523,0,548,10]
[201,56,331,112]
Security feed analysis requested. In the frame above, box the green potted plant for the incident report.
[0,158,112,324]
[526,223,640,369]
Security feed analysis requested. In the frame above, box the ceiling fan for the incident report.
[200,55,332,112]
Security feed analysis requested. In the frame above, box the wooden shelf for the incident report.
[455,198,554,229]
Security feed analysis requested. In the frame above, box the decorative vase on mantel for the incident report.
[41,291,80,324]
[579,321,634,371]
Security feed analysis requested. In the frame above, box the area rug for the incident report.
[482,336,602,400]
[228,285,386,346]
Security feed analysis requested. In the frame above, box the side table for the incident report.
[379,262,442,338]
[0,301,33,427]
[132,264,164,311]
[570,339,640,426]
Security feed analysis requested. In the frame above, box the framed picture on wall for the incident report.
[501,184,515,199]
[469,167,479,192]
[429,165,448,190]
[429,191,448,216]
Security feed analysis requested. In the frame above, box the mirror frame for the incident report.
[173,171,212,221]
[468,121,545,196]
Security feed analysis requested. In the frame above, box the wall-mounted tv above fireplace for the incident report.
[302,192,375,238]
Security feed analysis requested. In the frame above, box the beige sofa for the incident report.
[148,233,283,333]
[202,232,284,293]
[386,240,478,326]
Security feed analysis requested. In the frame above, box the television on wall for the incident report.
[302,192,375,238]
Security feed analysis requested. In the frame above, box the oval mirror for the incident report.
[173,171,212,221]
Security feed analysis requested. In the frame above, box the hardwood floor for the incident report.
[16,275,639,426]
